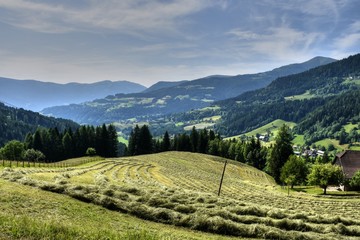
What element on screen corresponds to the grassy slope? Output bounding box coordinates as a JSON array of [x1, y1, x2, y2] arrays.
[[1, 152, 360, 239], [0, 179, 234, 240], [225, 119, 297, 141], [226, 120, 359, 149]]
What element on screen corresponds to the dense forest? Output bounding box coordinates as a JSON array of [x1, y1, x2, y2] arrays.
[[127, 126, 268, 171], [0, 102, 79, 147], [295, 90, 360, 144], [0, 124, 120, 162]]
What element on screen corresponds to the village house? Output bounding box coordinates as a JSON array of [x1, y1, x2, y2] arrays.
[[334, 150, 360, 190]]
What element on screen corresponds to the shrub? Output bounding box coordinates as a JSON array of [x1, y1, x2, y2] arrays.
[[85, 147, 97, 156]]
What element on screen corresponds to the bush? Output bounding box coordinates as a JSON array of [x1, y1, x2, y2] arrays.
[[86, 148, 97, 156], [349, 170, 360, 190]]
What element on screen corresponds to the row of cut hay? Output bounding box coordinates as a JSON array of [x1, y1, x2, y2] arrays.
[[4, 167, 360, 240], [2, 154, 360, 239], [4, 156, 360, 221]]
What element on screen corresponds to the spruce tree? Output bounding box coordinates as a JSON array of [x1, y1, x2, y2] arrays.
[[128, 125, 140, 156], [267, 124, 294, 182], [139, 125, 153, 155], [162, 131, 171, 152], [190, 126, 199, 152], [107, 124, 118, 157]]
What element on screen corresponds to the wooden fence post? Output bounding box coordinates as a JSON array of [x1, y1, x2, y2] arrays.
[[218, 160, 227, 196]]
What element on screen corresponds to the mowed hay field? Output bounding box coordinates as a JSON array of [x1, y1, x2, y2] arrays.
[[1, 152, 360, 239]]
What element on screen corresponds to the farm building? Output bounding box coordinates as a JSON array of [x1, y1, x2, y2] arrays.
[[334, 150, 360, 190]]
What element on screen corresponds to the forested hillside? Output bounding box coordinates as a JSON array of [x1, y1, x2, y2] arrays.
[[0, 102, 79, 147], [294, 90, 360, 144], [216, 54, 360, 140]]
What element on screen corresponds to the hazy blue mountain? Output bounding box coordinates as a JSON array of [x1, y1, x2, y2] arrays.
[[42, 56, 336, 125], [0, 78, 146, 111]]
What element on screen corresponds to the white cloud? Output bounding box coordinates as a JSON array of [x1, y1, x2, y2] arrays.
[[333, 20, 360, 53], [227, 29, 261, 40], [0, 0, 218, 34], [227, 26, 324, 61]]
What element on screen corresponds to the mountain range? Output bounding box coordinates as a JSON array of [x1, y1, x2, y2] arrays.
[[0, 78, 146, 111], [41, 56, 336, 124], [1, 54, 359, 148]]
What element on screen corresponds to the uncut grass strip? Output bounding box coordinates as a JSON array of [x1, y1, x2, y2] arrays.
[[111, 163, 138, 184], [110, 164, 134, 183], [172, 177, 206, 192], [141, 165, 157, 183], [128, 164, 147, 182]]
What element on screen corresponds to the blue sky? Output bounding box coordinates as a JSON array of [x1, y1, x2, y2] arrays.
[[0, 0, 359, 86]]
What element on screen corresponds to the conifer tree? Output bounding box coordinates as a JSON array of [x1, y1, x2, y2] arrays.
[[139, 125, 153, 155], [107, 124, 118, 157], [267, 124, 294, 182], [162, 131, 171, 152], [190, 126, 199, 152]]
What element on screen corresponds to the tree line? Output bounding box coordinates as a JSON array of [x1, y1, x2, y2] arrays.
[[0, 124, 120, 162], [127, 125, 267, 170], [127, 124, 360, 193]]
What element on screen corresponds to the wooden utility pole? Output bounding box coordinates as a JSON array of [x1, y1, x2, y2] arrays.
[[218, 160, 227, 196]]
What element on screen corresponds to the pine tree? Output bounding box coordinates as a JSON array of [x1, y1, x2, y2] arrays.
[[128, 125, 140, 156], [190, 126, 199, 152], [267, 124, 294, 182], [33, 129, 43, 152], [62, 132, 73, 159], [107, 124, 119, 157], [139, 125, 153, 155], [162, 131, 171, 152], [198, 129, 209, 153]]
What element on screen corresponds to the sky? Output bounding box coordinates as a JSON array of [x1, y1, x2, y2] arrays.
[[0, 0, 359, 87]]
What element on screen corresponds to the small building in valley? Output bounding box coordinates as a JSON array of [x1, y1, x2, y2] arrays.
[[334, 150, 360, 190]]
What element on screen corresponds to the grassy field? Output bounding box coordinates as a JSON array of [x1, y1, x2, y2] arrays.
[[292, 134, 305, 146], [284, 90, 316, 101], [226, 119, 297, 142], [314, 138, 345, 151], [1, 152, 360, 239]]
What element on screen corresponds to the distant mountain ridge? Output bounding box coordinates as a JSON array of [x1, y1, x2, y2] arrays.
[[42, 56, 337, 125], [142, 80, 188, 93], [0, 78, 146, 111]]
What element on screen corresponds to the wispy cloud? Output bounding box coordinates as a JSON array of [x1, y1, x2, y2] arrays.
[[0, 0, 218, 34], [228, 26, 324, 61], [332, 20, 360, 56]]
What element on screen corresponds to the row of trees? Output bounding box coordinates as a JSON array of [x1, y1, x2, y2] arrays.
[[127, 124, 354, 194], [127, 125, 268, 170], [0, 124, 120, 162]]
